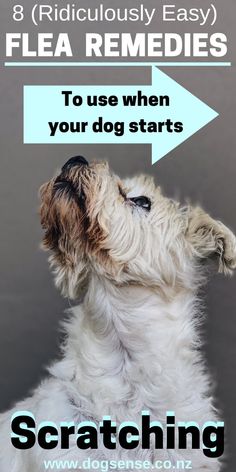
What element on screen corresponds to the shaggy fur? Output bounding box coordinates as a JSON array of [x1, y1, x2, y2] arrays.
[[0, 158, 236, 472]]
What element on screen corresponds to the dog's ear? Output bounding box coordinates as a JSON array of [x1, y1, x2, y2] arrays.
[[186, 207, 236, 275], [39, 180, 90, 298]]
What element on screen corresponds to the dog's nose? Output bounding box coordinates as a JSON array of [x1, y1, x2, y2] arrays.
[[62, 155, 88, 172]]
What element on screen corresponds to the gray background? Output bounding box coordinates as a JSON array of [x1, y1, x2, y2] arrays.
[[0, 1, 235, 470]]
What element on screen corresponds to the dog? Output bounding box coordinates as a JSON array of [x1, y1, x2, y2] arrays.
[[0, 156, 236, 472]]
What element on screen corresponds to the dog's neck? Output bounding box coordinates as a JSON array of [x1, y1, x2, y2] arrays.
[[56, 273, 201, 419], [83, 272, 196, 346]]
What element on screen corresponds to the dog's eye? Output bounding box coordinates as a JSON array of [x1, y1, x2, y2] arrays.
[[129, 196, 151, 211]]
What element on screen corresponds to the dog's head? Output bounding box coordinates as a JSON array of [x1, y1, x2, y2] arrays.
[[40, 157, 236, 298]]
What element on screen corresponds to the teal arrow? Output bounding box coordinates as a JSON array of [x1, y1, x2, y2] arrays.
[[24, 67, 218, 164]]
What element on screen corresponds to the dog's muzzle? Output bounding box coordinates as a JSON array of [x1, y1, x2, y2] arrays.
[[52, 156, 89, 207], [61, 155, 89, 172]]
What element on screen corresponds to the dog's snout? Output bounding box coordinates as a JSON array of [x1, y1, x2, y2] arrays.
[[62, 155, 88, 172]]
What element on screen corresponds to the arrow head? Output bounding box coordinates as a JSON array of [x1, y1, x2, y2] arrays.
[[151, 67, 219, 164]]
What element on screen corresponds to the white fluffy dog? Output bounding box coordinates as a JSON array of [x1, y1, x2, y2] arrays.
[[1, 156, 236, 472]]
